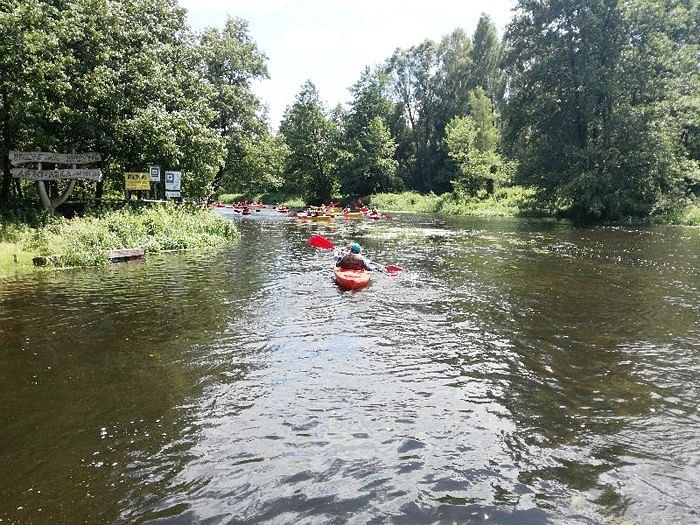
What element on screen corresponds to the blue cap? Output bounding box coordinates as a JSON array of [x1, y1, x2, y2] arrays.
[[350, 242, 361, 253]]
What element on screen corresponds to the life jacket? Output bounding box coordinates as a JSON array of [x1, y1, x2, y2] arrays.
[[338, 253, 366, 270]]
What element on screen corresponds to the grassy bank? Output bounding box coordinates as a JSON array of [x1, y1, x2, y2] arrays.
[[0, 203, 238, 277], [368, 187, 549, 218], [666, 201, 700, 226]]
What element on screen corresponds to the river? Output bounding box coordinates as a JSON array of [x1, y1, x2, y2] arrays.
[[1, 210, 698, 524]]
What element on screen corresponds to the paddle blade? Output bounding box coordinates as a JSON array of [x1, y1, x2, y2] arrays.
[[384, 264, 403, 274], [308, 235, 335, 250]]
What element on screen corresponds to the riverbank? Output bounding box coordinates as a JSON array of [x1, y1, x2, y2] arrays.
[[367, 187, 549, 218], [0, 204, 238, 277], [367, 189, 700, 225]]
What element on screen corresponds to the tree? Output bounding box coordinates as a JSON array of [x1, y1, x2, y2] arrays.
[[386, 32, 477, 194], [339, 116, 398, 197], [339, 68, 399, 196], [445, 89, 504, 196], [471, 14, 503, 105], [279, 81, 339, 202], [1, 1, 277, 207], [220, 128, 288, 195], [198, 17, 269, 195]]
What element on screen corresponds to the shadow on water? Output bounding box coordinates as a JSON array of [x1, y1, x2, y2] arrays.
[[1, 209, 698, 524]]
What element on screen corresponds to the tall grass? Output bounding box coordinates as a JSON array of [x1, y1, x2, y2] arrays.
[[368, 187, 546, 217], [666, 201, 700, 226], [1, 203, 238, 271]]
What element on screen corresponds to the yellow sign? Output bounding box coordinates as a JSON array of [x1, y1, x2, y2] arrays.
[[124, 172, 150, 190]]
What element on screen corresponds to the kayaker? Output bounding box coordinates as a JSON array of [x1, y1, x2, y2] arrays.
[[336, 242, 372, 271]]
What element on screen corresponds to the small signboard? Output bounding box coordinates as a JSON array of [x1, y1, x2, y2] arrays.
[[124, 172, 150, 191], [149, 165, 160, 182], [164, 171, 181, 191], [165, 191, 181, 199]]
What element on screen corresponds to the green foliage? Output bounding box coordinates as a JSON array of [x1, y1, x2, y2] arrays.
[[338, 68, 399, 197], [503, 0, 700, 220], [279, 81, 340, 202], [445, 89, 508, 196], [12, 203, 237, 268], [199, 17, 271, 196], [220, 130, 289, 195], [666, 200, 700, 226]]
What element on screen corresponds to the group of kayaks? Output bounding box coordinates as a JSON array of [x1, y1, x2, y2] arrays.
[[210, 202, 391, 223], [211, 201, 266, 215], [291, 206, 389, 222]]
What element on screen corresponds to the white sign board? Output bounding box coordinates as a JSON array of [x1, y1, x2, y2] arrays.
[[165, 191, 181, 199], [164, 171, 181, 191], [149, 165, 160, 182]]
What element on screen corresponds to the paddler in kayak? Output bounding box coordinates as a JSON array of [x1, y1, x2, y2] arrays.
[[335, 242, 373, 271]]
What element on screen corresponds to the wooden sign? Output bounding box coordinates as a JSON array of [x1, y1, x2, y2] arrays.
[[8, 150, 102, 212], [124, 172, 150, 190], [9, 151, 101, 166], [11, 168, 103, 181]]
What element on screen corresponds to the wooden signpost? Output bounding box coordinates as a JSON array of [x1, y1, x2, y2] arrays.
[[9, 150, 102, 212]]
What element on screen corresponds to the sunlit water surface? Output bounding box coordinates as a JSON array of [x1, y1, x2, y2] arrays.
[[1, 210, 698, 524]]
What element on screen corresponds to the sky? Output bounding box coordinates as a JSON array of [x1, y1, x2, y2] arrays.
[[181, 0, 518, 128]]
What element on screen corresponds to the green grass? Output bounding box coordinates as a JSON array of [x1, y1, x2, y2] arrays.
[[368, 187, 549, 217], [0, 241, 36, 276], [666, 201, 700, 226], [0, 203, 238, 276]]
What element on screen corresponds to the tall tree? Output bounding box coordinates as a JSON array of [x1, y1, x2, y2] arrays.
[[198, 17, 269, 194], [279, 81, 339, 202], [471, 14, 503, 104], [386, 31, 477, 194], [339, 68, 399, 196]]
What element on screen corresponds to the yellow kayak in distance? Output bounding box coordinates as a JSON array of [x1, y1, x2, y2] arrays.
[[309, 214, 334, 222]]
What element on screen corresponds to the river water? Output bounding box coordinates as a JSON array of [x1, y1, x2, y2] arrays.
[[1, 210, 698, 524]]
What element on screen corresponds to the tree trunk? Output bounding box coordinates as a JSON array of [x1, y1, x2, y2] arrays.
[[13, 178, 22, 200], [95, 180, 104, 204], [0, 85, 11, 206]]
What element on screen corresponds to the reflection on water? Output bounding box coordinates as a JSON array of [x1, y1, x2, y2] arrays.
[[1, 211, 698, 524]]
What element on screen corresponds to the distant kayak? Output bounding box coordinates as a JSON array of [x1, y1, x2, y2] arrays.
[[334, 267, 370, 290], [309, 214, 333, 222]]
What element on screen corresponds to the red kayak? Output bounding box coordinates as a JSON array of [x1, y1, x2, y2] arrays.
[[334, 267, 370, 290]]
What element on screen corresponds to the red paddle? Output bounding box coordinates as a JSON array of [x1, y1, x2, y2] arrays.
[[307, 235, 403, 274], [308, 234, 335, 250]]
